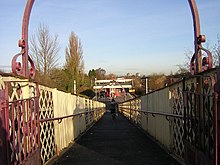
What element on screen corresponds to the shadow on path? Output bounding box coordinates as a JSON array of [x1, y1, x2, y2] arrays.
[[54, 113, 180, 165]]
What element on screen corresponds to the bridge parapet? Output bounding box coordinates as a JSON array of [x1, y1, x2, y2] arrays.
[[119, 68, 219, 165], [0, 75, 105, 165]]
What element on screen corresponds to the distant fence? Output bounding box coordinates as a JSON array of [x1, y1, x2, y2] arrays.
[[119, 68, 219, 164], [0, 74, 105, 164]]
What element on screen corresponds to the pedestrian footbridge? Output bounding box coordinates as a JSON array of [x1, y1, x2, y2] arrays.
[[0, 68, 219, 165], [1, 0, 219, 164]]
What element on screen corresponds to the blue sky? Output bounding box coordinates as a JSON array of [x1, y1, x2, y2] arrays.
[[0, 0, 220, 75]]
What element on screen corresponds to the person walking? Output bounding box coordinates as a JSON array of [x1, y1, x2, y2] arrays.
[[110, 98, 118, 120]]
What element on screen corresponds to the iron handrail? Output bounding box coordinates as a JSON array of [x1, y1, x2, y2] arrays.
[[119, 107, 183, 119], [119, 97, 141, 104], [8, 96, 38, 104], [39, 108, 104, 123]]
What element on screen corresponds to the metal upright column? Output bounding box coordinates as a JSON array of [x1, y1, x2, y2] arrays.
[[0, 83, 10, 165], [214, 67, 220, 165], [185, 1, 214, 164]]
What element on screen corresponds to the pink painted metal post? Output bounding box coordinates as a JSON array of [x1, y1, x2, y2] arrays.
[[3, 81, 41, 165], [188, 0, 212, 75], [214, 67, 220, 165], [12, 0, 35, 79], [0, 86, 10, 165]]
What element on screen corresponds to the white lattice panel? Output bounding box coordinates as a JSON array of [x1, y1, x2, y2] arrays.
[[39, 85, 55, 164]]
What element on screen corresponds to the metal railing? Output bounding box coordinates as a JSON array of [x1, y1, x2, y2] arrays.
[[0, 76, 106, 165], [39, 106, 105, 164], [119, 97, 185, 162], [37, 86, 105, 164], [120, 107, 183, 119], [39, 108, 103, 123], [118, 68, 219, 164]]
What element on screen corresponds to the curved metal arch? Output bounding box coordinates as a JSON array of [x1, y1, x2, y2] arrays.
[[188, 0, 212, 74], [11, 0, 213, 78], [11, 0, 35, 79]]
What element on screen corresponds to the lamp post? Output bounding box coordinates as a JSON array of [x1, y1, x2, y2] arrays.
[[141, 76, 149, 94]]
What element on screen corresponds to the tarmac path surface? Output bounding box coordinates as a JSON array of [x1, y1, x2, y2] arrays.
[[54, 113, 180, 165]]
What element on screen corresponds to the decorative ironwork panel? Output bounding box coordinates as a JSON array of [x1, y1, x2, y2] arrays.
[[6, 81, 40, 165], [184, 78, 197, 145], [85, 99, 89, 128], [130, 100, 135, 121], [133, 99, 141, 126], [136, 99, 141, 126], [171, 83, 185, 158], [38, 86, 55, 164], [183, 71, 216, 163], [0, 76, 9, 165], [201, 75, 215, 159], [89, 100, 94, 126], [119, 101, 129, 118]]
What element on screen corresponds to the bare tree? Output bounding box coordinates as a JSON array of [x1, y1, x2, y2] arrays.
[[95, 68, 106, 79], [213, 35, 220, 66], [148, 73, 167, 91], [65, 32, 84, 94], [50, 68, 69, 91], [106, 73, 116, 80], [177, 35, 220, 74], [30, 24, 60, 77], [175, 49, 192, 74]]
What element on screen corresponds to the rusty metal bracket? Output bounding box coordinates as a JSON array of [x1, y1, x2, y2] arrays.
[[151, 113, 155, 117], [58, 119, 62, 124], [190, 47, 213, 74], [11, 0, 35, 79], [165, 116, 170, 122]]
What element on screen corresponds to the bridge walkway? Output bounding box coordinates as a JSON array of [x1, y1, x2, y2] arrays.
[[53, 112, 180, 165]]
